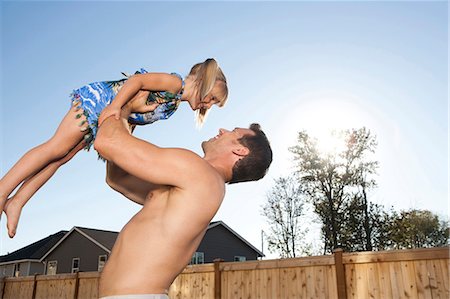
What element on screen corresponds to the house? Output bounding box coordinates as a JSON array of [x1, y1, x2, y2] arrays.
[[40, 226, 117, 275], [0, 230, 67, 277], [0, 221, 263, 277], [192, 221, 264, 264]]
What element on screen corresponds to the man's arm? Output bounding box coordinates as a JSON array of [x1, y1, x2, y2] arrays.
[[106, 161, 155, 205], [94, 113, 208, 190]]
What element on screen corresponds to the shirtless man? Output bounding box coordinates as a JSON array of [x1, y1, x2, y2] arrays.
[[94, 107, 272, 299]]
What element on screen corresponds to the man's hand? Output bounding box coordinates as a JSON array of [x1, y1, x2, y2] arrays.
[[95, 107, 131, 161], [98, 104, 122, 127], [127, 97, 160, 114]]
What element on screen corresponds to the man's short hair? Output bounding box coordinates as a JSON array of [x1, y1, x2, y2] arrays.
[[229, 123, 273, 184]]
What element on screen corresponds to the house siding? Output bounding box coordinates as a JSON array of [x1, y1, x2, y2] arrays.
[[0, 264, 14, 278], [29, 262, 44, 275], [197, 225, 260, 262], [43, 231, 109, 274]]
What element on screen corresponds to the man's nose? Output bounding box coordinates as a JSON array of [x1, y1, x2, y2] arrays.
[[219, 128, 229, 135]]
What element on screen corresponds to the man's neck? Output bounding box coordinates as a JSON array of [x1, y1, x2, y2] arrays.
[[204, 156, 232, 183]]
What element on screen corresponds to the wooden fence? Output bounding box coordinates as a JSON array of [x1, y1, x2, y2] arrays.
[[0, 247, 448, 299]]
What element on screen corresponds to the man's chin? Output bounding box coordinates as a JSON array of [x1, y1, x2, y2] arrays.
[[201, 141, 208, 152]]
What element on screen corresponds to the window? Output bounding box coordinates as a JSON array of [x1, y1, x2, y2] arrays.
[[98, 255, 107, 272], [71, 258, 80, 273], [190, 252, 204, 265], [234, 256, 246, 262], [47, 261, 57, 275]]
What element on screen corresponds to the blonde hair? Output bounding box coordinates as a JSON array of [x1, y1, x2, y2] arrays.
[[188, 58, 228, 127]]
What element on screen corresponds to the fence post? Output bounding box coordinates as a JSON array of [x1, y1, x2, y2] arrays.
[[32, 274, 38, 299], [334, 248, 347, 299], [73, 272, 80, 299], [213, 259, 224, 299], [0, 277, 5, 299]]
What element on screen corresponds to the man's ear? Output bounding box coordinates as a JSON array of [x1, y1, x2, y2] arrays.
[[232, 146, 250, 157]]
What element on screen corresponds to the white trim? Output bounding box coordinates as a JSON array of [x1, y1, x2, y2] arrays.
[[46, 260, 57, 275], [98, 255, 107, 272], [190, 252, 204, 265], [40, 227, 111, 262], [73, 227, 111, 253], [71, 257, 80, 273], [208, 221, 265, 257], [234, 256, 247, 262]]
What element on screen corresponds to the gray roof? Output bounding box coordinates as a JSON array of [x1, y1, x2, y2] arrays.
[[0, 231, 67, 263], [76, 227, 118, 250]]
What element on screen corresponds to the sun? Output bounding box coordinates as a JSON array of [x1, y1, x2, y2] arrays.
[[278, 95, 371, 156]]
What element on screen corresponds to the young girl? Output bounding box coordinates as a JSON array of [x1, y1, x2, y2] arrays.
[[0, 58, 228, 238]]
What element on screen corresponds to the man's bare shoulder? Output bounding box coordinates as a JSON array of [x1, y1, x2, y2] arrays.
[[162, 147, 225, 192]]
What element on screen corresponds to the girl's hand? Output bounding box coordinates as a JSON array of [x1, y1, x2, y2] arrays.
[[98, 104, 122, 127]]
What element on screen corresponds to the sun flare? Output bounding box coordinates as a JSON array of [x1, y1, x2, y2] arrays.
[[278, 96, 372, 156]]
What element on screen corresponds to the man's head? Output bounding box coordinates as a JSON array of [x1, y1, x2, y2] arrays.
[[202, 123, 272, 184]]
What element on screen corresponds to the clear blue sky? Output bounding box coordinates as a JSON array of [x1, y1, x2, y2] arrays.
[[1, 1, 448, 256]]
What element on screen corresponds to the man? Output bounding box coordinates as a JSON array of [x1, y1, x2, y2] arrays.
[[94, 108, 272, 299]]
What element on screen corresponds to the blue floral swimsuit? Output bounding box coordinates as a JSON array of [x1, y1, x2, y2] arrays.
[[70, 68, 184, 150]]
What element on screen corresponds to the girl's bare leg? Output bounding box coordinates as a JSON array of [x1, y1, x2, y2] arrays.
[[4, 140, 86, 238], [0, 105, 87, 214]]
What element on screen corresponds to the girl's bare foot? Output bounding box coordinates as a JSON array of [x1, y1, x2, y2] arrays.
[[3, 198, 23, 238], [0, 192, 8, 221]]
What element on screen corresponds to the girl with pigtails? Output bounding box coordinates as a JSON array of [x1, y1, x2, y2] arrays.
[[0, 58, 228, 238]]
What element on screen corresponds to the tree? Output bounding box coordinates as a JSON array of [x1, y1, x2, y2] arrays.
[[261, 175, 311, 258], [341, 196, 394, 251], [289, 128, 379, 253], [388, 209, 449, 249]]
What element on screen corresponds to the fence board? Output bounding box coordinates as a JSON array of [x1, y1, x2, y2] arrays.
[[414, 260, 432, 299], [440, 259, 449, 294], [244, 268, 279, 299], [356, 263, 369, 298], [168, 271, 214, 299], [401, 261, 417, 299], [394, 262, 406, 298], [77, 277, 99, 299], [428, 259, 448, 299], [326, 265, 337, 299], [378, 262, 393, 299], [35, 277, 76, 299], [3, 280, 34, 299], [366, 262, 380, 298], [279, 268, 298, 298], [305, 266, 317, 298], [315, 266, 328, 298], [345, 263, 356, 299]]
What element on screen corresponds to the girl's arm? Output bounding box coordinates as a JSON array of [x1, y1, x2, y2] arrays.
[[98, 73, 182, 126]]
